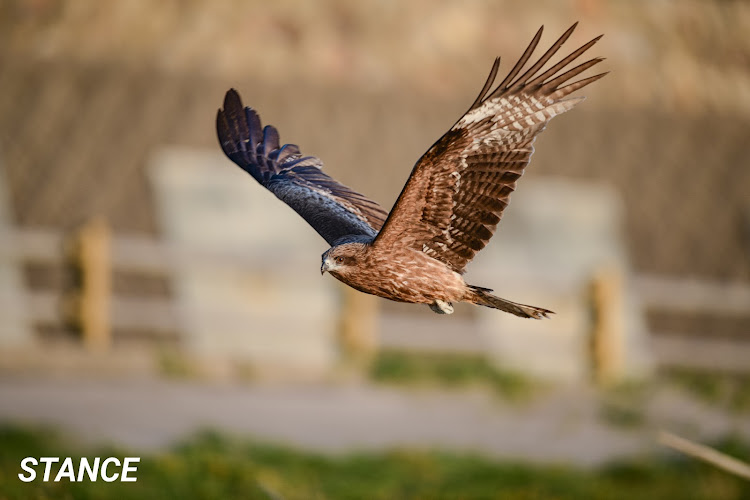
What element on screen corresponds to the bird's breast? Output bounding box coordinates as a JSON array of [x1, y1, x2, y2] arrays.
[[331, 248, 466, 304]]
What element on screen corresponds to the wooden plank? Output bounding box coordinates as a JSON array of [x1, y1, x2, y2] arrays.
[[26, 292, 59, 324], [652, 333, 750, 372], [28, 290, 319, 336], [1, 228, 309, 275], [379, 313, 483, 354], [111, 235, 292, 275], [635, 275, 750, 316], [0, 228, 64, 263], [111, 297, 179, 332], [28, 291, 178, 333]]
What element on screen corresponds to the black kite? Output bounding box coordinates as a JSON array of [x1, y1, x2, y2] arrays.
[[216, 24, 606, 318]]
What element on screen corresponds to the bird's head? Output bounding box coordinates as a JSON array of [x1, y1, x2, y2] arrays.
[[321, 242, 367, 277]]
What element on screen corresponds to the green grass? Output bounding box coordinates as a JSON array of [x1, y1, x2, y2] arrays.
[[664, 368, 750, 413], [598, 382, 650, 430], [2, 425, 749, 500], [369, 349, 537, 400]]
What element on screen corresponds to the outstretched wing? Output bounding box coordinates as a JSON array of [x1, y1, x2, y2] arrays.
[[373, 23, 607, 274], [217, 89, 388, 246]]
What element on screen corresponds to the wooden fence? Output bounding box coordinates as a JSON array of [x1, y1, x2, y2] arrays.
[[1, 220, 749, 373], [1, 219, 378, 365]]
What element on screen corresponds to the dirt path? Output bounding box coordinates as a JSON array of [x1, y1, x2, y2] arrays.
[[1, 377, 748, 466]]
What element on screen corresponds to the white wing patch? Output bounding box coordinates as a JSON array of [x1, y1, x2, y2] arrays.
[[455, 93, 586, 158], [457, 94, 582, 133]]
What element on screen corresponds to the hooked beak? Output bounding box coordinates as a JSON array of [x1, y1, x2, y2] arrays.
[[321, 260, 330, 275]]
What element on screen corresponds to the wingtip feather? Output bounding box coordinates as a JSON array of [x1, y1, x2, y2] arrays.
[[223, 88, 242, 113], [493, 25, 544, 93], [540, 56, 606, 94], [469, 56, 502, 110], [262, 125, 281, 157], [511, 22, 580, 89], [550, 71, 609, 100]]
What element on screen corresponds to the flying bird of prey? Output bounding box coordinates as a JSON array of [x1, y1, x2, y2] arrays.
[[217, 23, 606, 319]]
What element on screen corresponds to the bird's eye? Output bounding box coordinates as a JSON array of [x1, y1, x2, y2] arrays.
[[336, 256, 345, 264]]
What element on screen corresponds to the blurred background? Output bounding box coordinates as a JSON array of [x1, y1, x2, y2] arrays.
[[1, 0, 749, 498]]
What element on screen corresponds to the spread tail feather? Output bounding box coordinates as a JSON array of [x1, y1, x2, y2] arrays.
[[468, 286, 553, 319]]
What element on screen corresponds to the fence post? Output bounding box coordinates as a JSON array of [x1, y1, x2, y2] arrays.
[[589, 266, 624, 385], [338, 286, 379, 368], [76, 216, 112, 352]]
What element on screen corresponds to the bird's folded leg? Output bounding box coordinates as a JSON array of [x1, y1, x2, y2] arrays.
[[429, 300, 454, 314]]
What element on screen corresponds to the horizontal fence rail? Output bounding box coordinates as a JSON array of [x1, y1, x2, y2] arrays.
[[635, 275, 750, 317], [2, 227, 310, 275]]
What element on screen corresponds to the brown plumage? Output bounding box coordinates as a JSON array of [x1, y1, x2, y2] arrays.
[[216, 23, 607, 319]]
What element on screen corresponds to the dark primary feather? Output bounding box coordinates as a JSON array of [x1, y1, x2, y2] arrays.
[[217, 89, 388, 246], [374, 23, 607, 274]]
